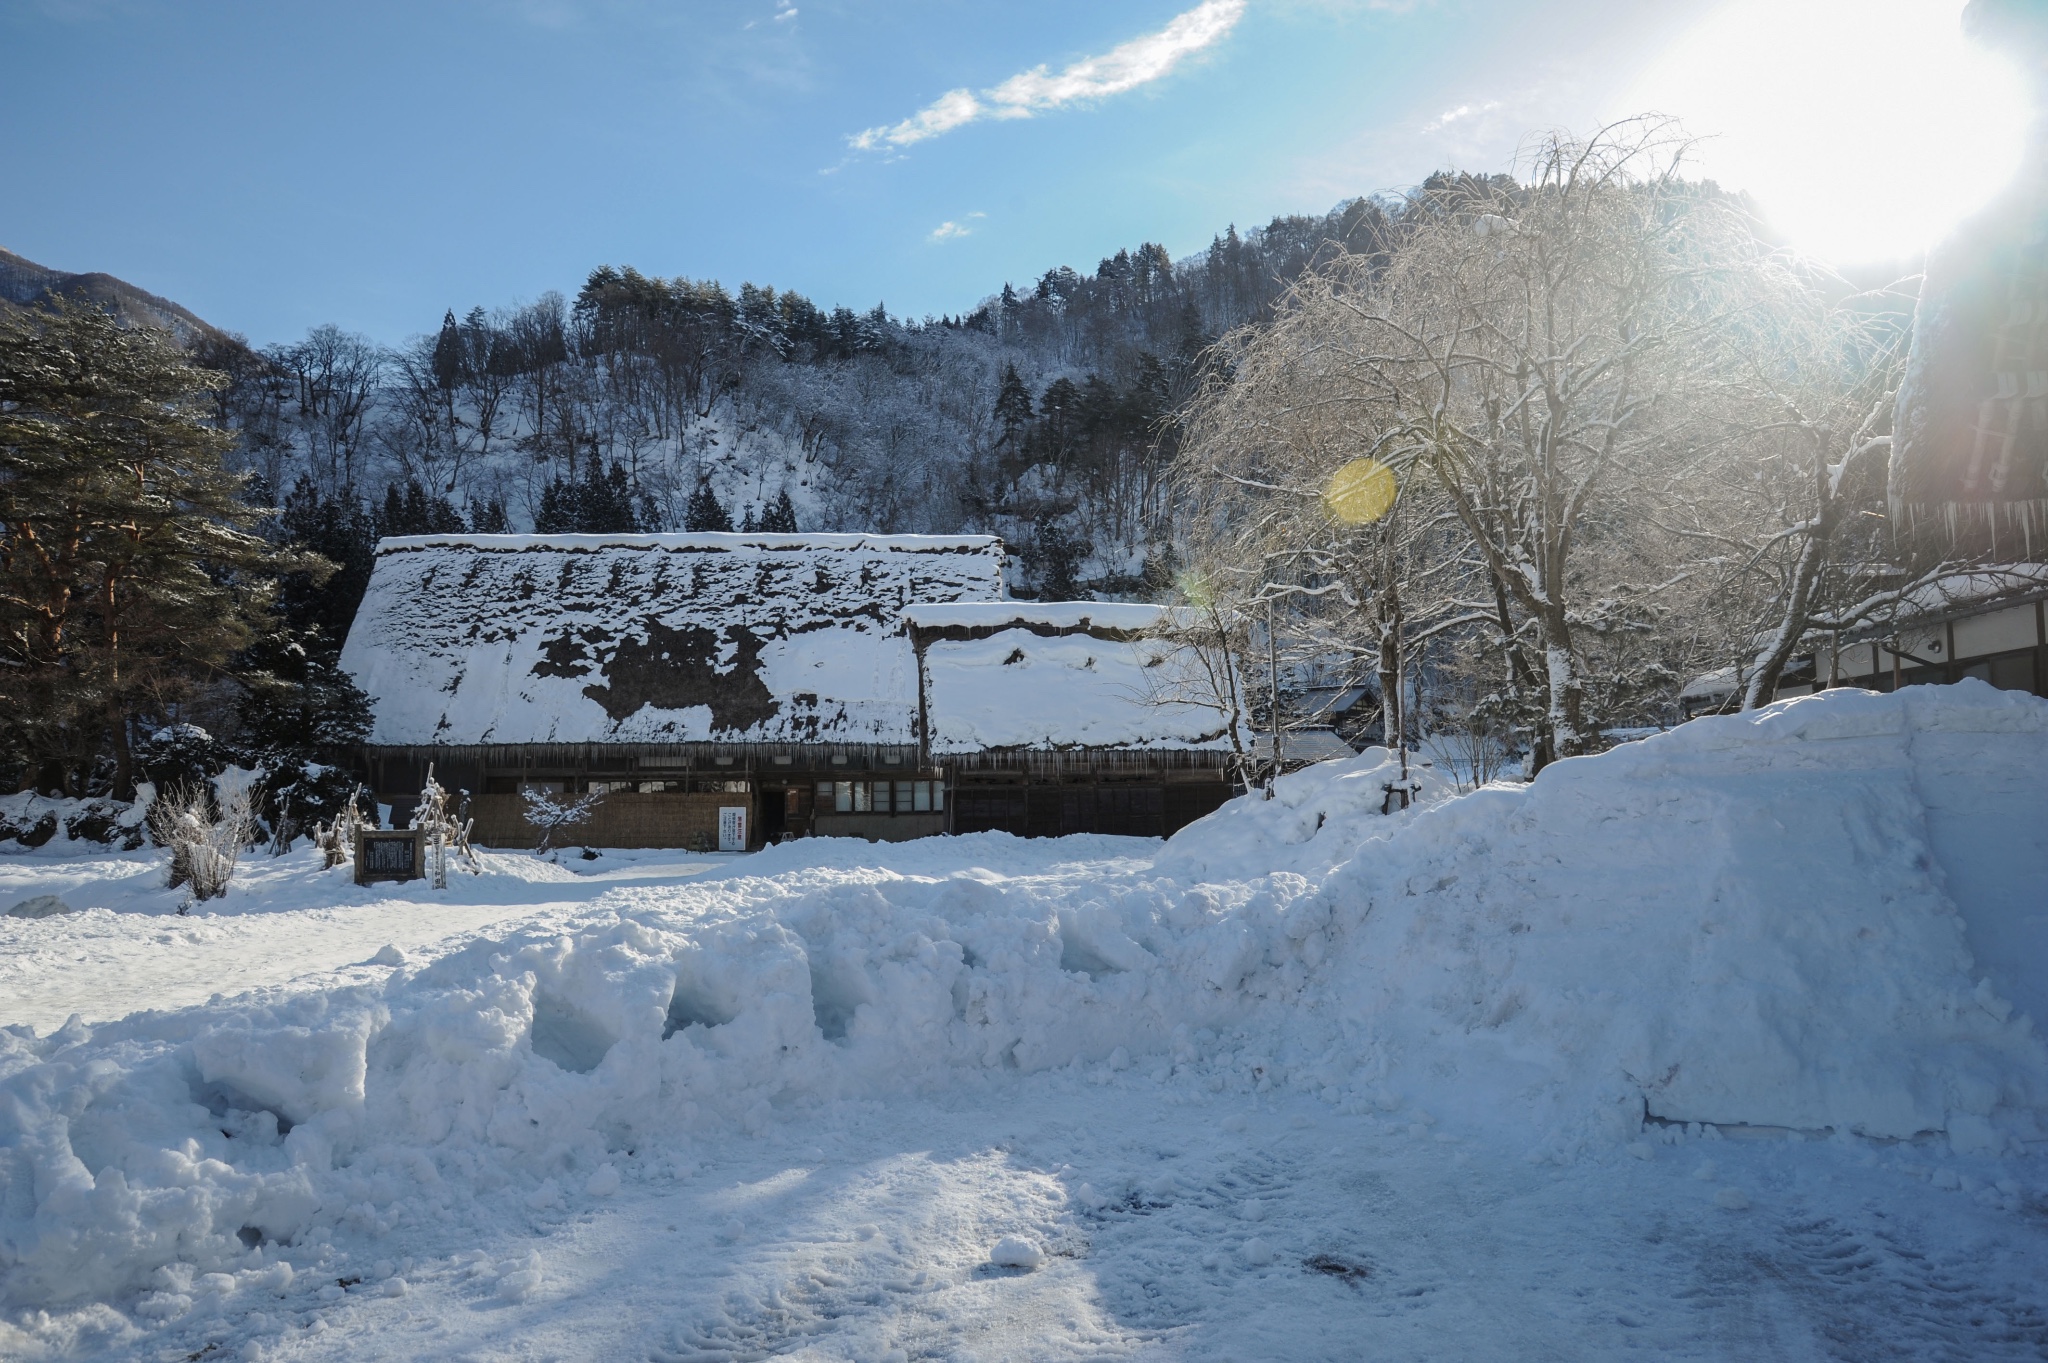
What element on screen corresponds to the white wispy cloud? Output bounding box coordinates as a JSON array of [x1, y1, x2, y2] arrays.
[[928, 212, 986, 243], [852, 0, 1247, 152], [1419, 100, 1499, 134]]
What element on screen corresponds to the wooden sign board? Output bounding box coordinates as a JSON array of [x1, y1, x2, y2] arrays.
[[355, 829, 424, 885]]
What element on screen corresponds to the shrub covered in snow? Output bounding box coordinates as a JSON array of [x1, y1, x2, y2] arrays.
[[252, 760, 364, 853], [144, 781, 254, 903], [0, 793, 148, 851], [521, 786, 601, 858], [133, 724, 227, 796]]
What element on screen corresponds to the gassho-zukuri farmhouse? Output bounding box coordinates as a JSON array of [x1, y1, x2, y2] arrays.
[[337, 532, 1240, 850]]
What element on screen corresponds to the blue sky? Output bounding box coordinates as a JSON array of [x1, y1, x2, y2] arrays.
[[0, 1, 2001, 348]]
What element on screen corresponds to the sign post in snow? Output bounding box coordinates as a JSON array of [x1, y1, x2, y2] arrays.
[[718, 806, 747, 853], [355, 829, 424, 885]]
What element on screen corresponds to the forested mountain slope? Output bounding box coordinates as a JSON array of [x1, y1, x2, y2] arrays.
[[0, 247, 217, 344], [199, 192, 1408, 609]]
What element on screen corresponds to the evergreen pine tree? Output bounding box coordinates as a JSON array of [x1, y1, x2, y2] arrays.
[[582, 462, 640, 533], [377, 478, 464, 538], [1031, 516, 1082, 601], [1036, 377, 1081, 465], [684, 482, 734, 531], [536, 464, 641, 533], [467, 497, 511, 534], [534, 475, 577, 533], [740, 503, 760, 532], [994, 364, 1033, 448], [277, 478, 377, 651], [761, 488, 799, 533], [430, 309, 464, 391], [0, 301, 320, 796]]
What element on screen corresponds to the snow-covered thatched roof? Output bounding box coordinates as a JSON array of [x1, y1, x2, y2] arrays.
[[905, 603, 1237, 754], [341, 533, 1006, 746]]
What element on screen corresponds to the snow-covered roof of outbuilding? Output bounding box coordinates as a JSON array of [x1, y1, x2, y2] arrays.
[[901, 601, 1169, 633], [911, 602, 1237, 754], [341, 533, 1006, 746], [1249, 729, 1360, 766]]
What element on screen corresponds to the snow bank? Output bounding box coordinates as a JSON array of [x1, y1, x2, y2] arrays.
[[4, 683, 2045, 1313], [1298, 683, 2048, 1153], [1154, 747, 1457, 879]]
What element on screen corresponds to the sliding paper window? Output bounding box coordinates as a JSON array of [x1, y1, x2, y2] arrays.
[[815, 781, 944, 813]]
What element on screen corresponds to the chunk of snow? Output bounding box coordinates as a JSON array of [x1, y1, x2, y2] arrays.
[[496, 1268, 543, 1301], [989, 1235, 1044, 1269]]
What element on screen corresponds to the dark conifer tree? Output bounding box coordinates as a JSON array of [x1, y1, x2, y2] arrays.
[[740, 503, 760, 532], [237, 629, 373, 756], [430, 309, 464, 391], [581, 462, 641, 533], [760, 488, 799, 533], [684, 482, 734, 531], [377, 478, 464, 538], [1031, 516, 1082, 600], [536, 463, 642, 533], [467, 497, 511, 533], [534, 476, 577, 533], [994, 364, 1033, 447], [277, 478, 377, 654]]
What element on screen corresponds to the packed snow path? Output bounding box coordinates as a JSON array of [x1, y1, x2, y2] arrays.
[[4, 684, 2048, 1361]]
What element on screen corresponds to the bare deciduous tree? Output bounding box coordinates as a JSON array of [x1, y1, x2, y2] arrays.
[[1176, 121, 1787, 769]]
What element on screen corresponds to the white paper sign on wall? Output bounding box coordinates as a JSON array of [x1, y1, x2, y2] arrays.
[[718, 806, 747, 853]]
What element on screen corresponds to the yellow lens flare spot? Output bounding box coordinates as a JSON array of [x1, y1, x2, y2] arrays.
[[1324, 458, 1397, 524]]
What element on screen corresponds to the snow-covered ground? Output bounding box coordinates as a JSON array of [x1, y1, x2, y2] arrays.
[[4, 683, 2048, 1361]]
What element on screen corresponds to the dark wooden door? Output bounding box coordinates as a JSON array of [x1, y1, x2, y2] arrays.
[[954, 787, 1027, 836], [1025, 787, 1064, 838]]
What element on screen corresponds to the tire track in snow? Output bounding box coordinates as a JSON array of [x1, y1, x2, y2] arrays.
[[646, 1147, 1130, 1363], [1753, 1212, 2048, 1362]]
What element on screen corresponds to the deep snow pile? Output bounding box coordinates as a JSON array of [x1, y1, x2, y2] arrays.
[[3, 683, 2045, 1316]]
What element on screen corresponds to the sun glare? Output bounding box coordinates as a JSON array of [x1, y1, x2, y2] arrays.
[[1623, 0, 2032, 265]]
